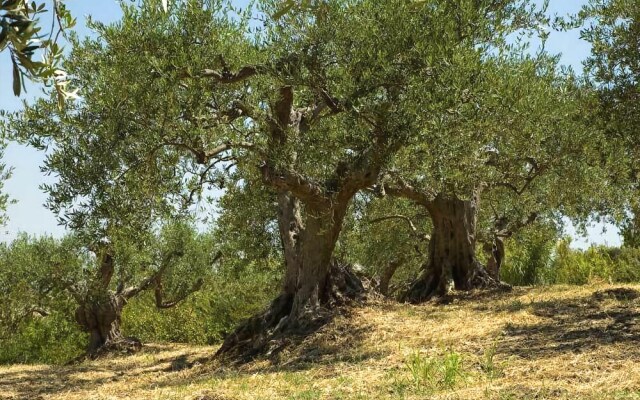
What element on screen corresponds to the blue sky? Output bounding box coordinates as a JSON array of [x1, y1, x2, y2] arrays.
[[0, 0, 622, 248]]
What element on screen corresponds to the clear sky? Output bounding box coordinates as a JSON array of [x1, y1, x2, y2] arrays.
[[0, 0, 623, 248]]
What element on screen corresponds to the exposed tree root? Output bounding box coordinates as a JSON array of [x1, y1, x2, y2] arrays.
[[88, 336, 143, 359], [66, 336, 142, 364], [402, 262, 511, 304], [216, 261, 367, 363]]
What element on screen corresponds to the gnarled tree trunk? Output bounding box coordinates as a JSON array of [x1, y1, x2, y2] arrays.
[[277, 191, 304, 295], [75, 293, 141, 356], [216, 200, 365, 360], [402, 194, 499, 303], [72, 244, 203, 359]]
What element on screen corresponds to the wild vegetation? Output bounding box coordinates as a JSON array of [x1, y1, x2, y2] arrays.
[[1, 0, 640, 398]]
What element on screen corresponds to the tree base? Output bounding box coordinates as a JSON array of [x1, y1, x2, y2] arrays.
[[67, 336, 142, 364], [216, 261, 366, 363], [89, 336, 143, 359], [402, 262, 510, 304]]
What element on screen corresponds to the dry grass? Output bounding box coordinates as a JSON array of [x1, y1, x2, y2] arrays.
[[2, 283, 640, 399]]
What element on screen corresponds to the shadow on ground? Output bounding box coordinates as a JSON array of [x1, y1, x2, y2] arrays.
[[0, 344, 215, 399], [498, 287, 640, 360], [0, 307, 379, 399]]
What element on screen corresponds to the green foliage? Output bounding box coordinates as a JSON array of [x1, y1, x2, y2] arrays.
[[340, 195, 428, 292], [504, 228, 640, 287], [0, 0, 76, 101], [581, 0, 640, 239], [549, 242, 640, 285], [501, 222, 559, 286], [0, 234, 84, 338], [0, 310, 85, 365], [122, 262, 280, 344], [0, 141, 12, 225]]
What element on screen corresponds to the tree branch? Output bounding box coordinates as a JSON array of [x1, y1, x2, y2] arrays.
[[381, 178, 435, 208], [153, 251, 222, 309], [495, 212, 539, 238], [200, 66, 259, 84], [489, 158, 545, 196], [260, 163, 329, 207], [120, 249, 185, 300]]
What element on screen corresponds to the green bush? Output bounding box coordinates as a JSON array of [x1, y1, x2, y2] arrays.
[[501, 224, 558, 286], [550, 242, 640, 285], [502, 220, 640, 286], [122, 262, 280, 345], [0, 311, 86, 365]]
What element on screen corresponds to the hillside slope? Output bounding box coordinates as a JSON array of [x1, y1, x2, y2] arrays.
[[1, 284, 640, 399]]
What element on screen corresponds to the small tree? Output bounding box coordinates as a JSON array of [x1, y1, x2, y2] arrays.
[[0, 223, 219, 358]]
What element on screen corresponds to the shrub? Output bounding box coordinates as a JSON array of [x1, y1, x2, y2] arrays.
[[501, 223, 558, 286], [122, 261, 280, 345], [0, 310, 86, 365], [550, 242, 640, 285]]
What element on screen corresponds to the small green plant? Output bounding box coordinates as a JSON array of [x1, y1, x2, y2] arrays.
[[406, 351, 439, 389], [481, 340, 503, 380], [441, 350, 464, 388], [404, 349, 466, 393]]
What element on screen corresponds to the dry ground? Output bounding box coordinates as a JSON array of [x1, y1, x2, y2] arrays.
[[2, 284, 640, 399]]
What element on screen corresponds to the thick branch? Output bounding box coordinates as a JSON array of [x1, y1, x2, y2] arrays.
[[97, 251, 114, 290], [495, 212, 539, 238], [200, 66, 259, 84], [260, 163, 329, 208], [120, 249, 185, 300], [381, 179, 435, 208], [153, 251, 222, 309], [153, 277, 202, 309], [202, 141, 255, 162], [274, 86, 294, 129]]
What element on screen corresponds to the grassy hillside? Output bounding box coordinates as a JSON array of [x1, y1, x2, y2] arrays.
[[1, 284, 640, 399]]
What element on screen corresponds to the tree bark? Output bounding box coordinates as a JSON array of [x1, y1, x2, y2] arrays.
[[277, 191, 304, 295], [216, 201, 365, 360], [378, 258, 405, 296], [483, 237, 505, 281], [402, 194, 499, 303], [74, 292, 141, 357]]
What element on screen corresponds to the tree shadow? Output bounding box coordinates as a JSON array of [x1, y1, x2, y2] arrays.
[[0, 344, 214, 399], [498, 288, 640, 360], [0, 306, 379, 399]]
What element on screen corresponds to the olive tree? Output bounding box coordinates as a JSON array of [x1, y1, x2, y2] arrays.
[[0, 222, 219, 357], [381, 54, 616, 302], [8, 0, 554, 358], [582, 0, 640, 247]]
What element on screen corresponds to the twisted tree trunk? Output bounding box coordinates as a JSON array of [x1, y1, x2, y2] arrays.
[[74, 293, 141, 356], [378, 258, 405, 296], [402, 194, 499, 303], [72, 251, 141, 357], [216, 200, 364, 359]]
